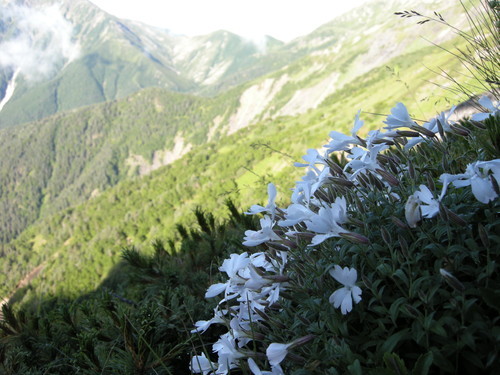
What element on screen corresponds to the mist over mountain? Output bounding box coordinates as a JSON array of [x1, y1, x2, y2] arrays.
[[0, 0, 462, 128], [0, 0, 287, 127]]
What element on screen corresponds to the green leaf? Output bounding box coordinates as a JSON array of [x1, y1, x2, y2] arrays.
[[380, 328, 410, 354], [479, 288, 500, 312], [383, 352, 408, 375], [412, 352, 433, 375], [347, 359, 363, 375], [429, 321, 447, 337]]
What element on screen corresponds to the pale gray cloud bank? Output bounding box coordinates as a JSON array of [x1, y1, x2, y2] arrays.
[[0, 3, 80, 81]]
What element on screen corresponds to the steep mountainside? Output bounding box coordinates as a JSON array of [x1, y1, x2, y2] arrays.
[[0, 0, 463, 127], [0, 0, 480, 304], [0, 0, 283, 127]]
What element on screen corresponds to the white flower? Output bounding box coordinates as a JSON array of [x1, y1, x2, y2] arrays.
[[266, 342, 292, 366], [305, 197, 349, 246], [324, 110, 364, 153], [248, 358, 284, 375], [278, 203, 315, 227], [213, 333, 245, 374], [205, 282, 229, 299], [220, 252, 250, 278], [190, 353, 217, 374], [471, 95, 499, 121], [344, 143, 387, 179], [244, 264, 273, 290], [205, 253, 251, 299], [246, 183, 278, 218], [443, 160, 500, 203], [328, 265, 362, 314], [405, 194, 421, 228], [191, 308, 225, 333], [415, 185, 440, 218], [243, 216, 281, 246], [294, 148, 327, 169], [384, 102, 415, 129], [291, 167, 331, 204]]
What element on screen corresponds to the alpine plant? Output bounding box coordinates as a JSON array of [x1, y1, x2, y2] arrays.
[[190, 95, 499, 374]]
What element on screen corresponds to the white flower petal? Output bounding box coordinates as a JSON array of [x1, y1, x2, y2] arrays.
[[471, 176, 498, 203], [329, 287, 349, 309], [266, 343, 291, 366], [351, 286, 362, 304], [340, 291, 353, 314], [205, 283, 227, 298]]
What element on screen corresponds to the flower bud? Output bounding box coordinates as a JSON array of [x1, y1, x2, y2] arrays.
[[398, 234, 409, 258], [354, 195, 366, 214], [440, 204, 467, 226], [376, 168, 400, 186], [267, 275, 291, 283], [405, 195, 421, 228], [478, 223, 490, 248], [329, 177, 355, 187], [267, 242, 291, 252], [357, 173, 370, 188], [339, 231, 371, 244], [380, 226, 392, 246], [326, 159, 345, 176], [491, 174, 500, 195], [391, 216, 408, 230], [436, 118, 445, 138], [348, 218, 365, 228], [408, 159, 416, 179], [439, 268, 465, 293], [371, 138, 395, 145], [469, 120, 487, 129], [367, 172, 385, 190], [396, 130, 421, 137], [450, 123, 471, 137], [289, 334, 316, 349], [410, 124, 436, 138], [426, 173, 435, 192]]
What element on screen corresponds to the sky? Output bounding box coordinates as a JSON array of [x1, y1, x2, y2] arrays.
[[89, 0, 370, 42]]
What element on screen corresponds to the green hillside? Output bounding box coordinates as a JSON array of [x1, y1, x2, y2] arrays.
[[0, 88, 244, 243], [0, 35, 477, 302], [0, 0, 472, 246], [0, 0, 464, 128]]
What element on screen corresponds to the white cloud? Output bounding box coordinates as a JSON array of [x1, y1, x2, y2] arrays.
[[0, 4, 80, 81], [90, 0, 370, 42]]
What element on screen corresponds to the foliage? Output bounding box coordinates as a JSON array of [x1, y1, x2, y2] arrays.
[[193, 104, 500, 374], [0, 206, 252, 374], [190, 5, 500, 372]]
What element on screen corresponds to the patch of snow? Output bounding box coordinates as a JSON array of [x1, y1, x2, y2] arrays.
[[0, 68, 20, 112]]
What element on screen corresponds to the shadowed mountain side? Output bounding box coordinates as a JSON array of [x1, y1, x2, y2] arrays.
[[0, 205, 254, 374]]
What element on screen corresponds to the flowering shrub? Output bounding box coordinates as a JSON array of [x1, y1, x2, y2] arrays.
[[191, 97, 500, 374]]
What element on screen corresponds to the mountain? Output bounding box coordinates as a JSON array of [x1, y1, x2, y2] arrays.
[[0, 0, 285, 127], [0, 0, 478, 302], [0, 0, 465, 128]]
